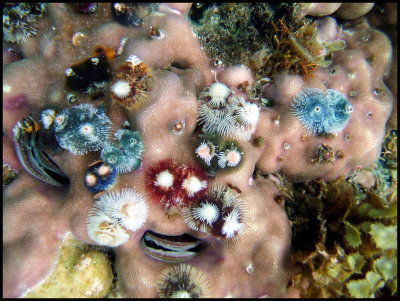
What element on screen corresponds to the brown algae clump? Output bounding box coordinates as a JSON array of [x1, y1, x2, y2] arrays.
[[281, 162, 397, 297]]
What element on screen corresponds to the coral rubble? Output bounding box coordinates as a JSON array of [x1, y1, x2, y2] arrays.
[[22, 233, 113, 297], [3, 163, 17, 186], [2, 2, 396, 298]]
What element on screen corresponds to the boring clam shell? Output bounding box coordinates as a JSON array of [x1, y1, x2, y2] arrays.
[[140, 230, 202, 263]]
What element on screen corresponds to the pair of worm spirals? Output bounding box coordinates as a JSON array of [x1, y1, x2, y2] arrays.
[[291, 87, 353, 136], [101, 129, 144, 174], [197, 82, 260, 142]]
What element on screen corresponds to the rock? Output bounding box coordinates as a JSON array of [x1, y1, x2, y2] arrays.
[[23, 233, 113, 298]]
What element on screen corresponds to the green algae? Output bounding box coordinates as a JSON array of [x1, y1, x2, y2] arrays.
[[266, 129, 398, 298]]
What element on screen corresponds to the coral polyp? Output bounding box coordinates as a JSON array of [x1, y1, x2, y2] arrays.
[[101, 145, 141, 174], [86, 187, 148, 247], [221, 208, 243, 239], [194, 136, 244, 176], [86, 209, 130, 247], [216, 97, 260, 141], [145, 160, 209, 210], [197, 82, 260, 141], [145, 159, 180, 208], [195, 140, 216, 166], [218, 145, 242, 168], [111, 3, 158, 27], [327, 89, 354, 133], [91, 45, 117, 62], [54, 103, 112, 155], [115, 129, 143, 156], [40, 109, 57, 130], [169, 120, 186, 135], [156, 264, 209, 298], [291, 88, 331, 135], [181, 174, 207, 197], [178, 164, 208, 199], [64, 46, 115, 99], [291, 88, 353, 136], [197, 82, 231, 131], [84, 160, 117, 194], [234, 98, 260, 129], [3, 3, 47, 44], [111, 80, 131, 98], [96, 188, 149, 232], [182, 185, 246, 239], [311, 144, 337, 164], [207, 82, 232, 107], [110, 55, 154, 111], [191, 201, 220, 227], [100, 142, 123, 167], [100, 129, 143, 174]]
